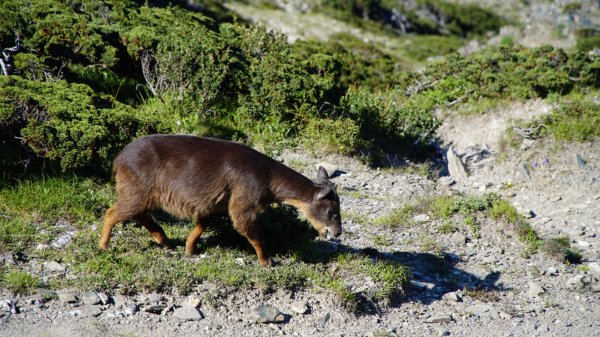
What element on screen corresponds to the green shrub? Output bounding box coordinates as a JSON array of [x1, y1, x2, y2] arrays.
[[575, 28, 600, 53], [541, 94, 600, 142], [300, 118, 360, 155], [0, 76, 162, 174]]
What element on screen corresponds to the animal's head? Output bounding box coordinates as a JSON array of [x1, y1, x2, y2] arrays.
[[306, 166, 342, 239]]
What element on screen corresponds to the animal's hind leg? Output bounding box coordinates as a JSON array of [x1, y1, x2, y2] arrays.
[[99, 206, 134, 250], [134, 213, 169, 246], [229, 205, 272, 267], [185, 219, 207, 255]]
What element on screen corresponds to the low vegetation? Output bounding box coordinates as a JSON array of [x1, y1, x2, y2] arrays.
[[372, 193, 579, 261], [0, 177, 407, 312]]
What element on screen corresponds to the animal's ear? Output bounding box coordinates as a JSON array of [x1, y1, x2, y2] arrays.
[[315, 183, 333, 200], [316, 166, 330, 184]]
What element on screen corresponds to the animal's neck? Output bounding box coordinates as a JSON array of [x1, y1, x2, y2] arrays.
[[269, 163, 316, 204]]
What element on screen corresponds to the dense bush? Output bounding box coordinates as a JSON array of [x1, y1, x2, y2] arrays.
[[0, 76, 161, 174], [1, 0, 598, 177], [319, 0, 505, 36]]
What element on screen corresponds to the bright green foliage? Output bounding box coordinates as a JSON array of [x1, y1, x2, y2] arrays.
[[575, 28, 600, 52], [2, 270, 41, 294], [422, 46, 598, 102], [489, 199, 520, 223], [340, 88, 441, 151], [319, 0, 505, 36], [300, 118, 361, 155], [541, 94, 600, 142], [0, 76, 161, 173]]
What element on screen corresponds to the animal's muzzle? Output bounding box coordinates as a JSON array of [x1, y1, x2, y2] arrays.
[[328, 225, 343, 238]]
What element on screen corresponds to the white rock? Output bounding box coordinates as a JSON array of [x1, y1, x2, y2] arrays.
[[527, 282, 545, 298], [173, 306, 203, 321], [43, 261, 66, 274], [413, 214, 430, 223], [426, 314, 452, 323], [587, 262, 600, 275], [447, 147, 468, 181], [566, 275, 590, 291], [442, 292, 462, 302], [183, 294, 202, 308], [290, 301, 309, 314]]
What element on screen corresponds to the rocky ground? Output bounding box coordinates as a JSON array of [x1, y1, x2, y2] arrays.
[[2, 98, 600, 336], [2, 1, 600, 335]]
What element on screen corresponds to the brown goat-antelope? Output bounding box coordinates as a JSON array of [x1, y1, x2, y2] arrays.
[[98, 134, 342, 267]]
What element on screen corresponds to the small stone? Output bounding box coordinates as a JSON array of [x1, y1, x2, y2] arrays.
[[173, 306, 204, 321], [447, 147, 468, 182], [439, 329, 451, 336], [426, 314, 452, 323], [410, 280, 435, 290], [43, 261, 66, 274], [527, 282, 545, 298], [516, 163, 532, 182], [465, 304, 492, 316], [566, 275, 590, 291], [36, 244, 49, 251], [442, 292, 462, 302], [543, 267, 558, 276], [549, 195, 562, 202], [183, 294, 201, 308], [318, 313, 330, 325], [83, 305, 103, 318], [35, 289, 57, 302], [575, 154, 586, 168], [97, 293, 110, 305], [587, 262, 600, 276], [145, 304, 168, 314], [450, 232, 467, 245], [113, 294, 126, 308], [58, 292, 78, 304], [124, 303, 139, 315], [142, 293, 162, 303], [438, 176, 456, 186], [0, 300, 18, 314], [82, 291, 101, 305], [499, 311, 512, 319], [413, 214, 430, 223], [290, 301, 309, 314], [482, 256, 498, 265], [254, 305, 285, 324], [234, 257, 246, 266]]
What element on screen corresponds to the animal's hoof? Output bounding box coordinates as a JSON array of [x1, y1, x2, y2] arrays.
[[259, 257, 274, 267]]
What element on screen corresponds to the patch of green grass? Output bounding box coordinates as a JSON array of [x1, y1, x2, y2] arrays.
[[514, 219, 543, 253], [341, 210, 369, 225], [438, 219, 457, 234], [418, 235, 444, 256], [373, 235, 392, 246], [0, 177, 409, 311], [542, 237, 582, 264], [2, 270, 41, 295], [374, 205, 416, 227], [462, 286, 499, 302], [464, 215, 480, 238], [430, 194, 498, 219], [0, 177, 113, 250], [488, 199, 520, 223], [336, 253, 408, 302], [540, 94, 600, 142]]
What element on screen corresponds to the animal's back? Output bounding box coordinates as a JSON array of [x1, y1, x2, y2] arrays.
[[113, 135, 274, 220]]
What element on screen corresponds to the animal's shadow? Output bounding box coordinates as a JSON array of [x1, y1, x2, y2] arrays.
[[150, 205, 504, 311]]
